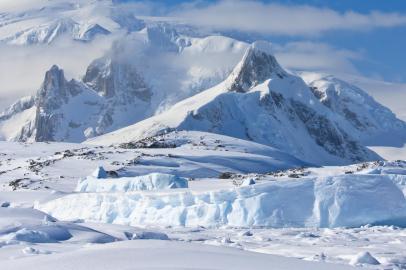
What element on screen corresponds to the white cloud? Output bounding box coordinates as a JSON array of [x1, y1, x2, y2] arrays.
[[0, 33, 118, 110], [273, 42, 363, 74], [171, 0, 406, 36]]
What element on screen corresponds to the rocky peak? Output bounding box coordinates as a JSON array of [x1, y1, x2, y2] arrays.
[[31, 65, 90, 142], [36, 65, 69, 109], [83, 57, 152, 102], [228, 41, 286, 93]]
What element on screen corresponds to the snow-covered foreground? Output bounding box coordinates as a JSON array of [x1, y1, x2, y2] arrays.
[[1, 140, 406, 269], [1, 239, 356, 270], [0, 194, 405, 269]]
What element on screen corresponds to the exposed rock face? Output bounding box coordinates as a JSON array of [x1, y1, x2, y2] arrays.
[[34, 66, 66, 141], [37, 65, 73, 110], [83, 58, 152, 102], [290, 100, 366, 162], [26, 66, 89, 141]]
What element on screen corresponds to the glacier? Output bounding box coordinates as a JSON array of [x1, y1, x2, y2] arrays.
[[39, 174, 406, 228]]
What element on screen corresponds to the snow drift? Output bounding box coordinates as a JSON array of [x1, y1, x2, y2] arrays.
[[39, 174, 406, 228], [76, 172, 188, 192]]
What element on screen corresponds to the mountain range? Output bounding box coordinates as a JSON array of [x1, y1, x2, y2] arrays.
[[0, 0, 405, 166]]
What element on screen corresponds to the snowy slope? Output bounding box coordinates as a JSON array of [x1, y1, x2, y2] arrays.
[[89, 41, 381, 165], [0, 132, 307, 192], [330, 73, 406, 122]]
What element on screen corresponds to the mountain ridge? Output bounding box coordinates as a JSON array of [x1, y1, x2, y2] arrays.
[[87, 41, 391, 165]]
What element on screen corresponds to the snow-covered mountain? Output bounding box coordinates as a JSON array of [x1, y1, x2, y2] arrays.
[[0, 0, 404, 165], [1, 32, 404, 164], [88, 41, 399, 165], [0, 0, 142, 45], [1, 17, 111, 45], [0, 28, 247, 142], [301, 73, 406, 147]]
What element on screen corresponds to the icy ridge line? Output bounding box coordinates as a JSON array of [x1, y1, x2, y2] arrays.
[[38, 174, 406, 228]]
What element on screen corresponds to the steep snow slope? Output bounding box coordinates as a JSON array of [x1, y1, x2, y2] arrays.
[[89, 41, 381, 165]]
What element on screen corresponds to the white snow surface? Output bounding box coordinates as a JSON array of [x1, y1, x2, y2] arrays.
[[76, 172, 188, 192], [0, 140, 406, 269], [0, 239, 355, 270], [0, 132, 307, 192]]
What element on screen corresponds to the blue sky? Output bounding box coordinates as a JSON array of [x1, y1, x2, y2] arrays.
[[117, 0, 406, 82]]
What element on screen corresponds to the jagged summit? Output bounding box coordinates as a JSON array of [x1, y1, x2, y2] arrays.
[[227, 41, 286, 93], [41, 65, 66, 95]]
